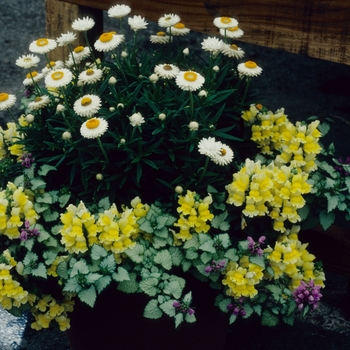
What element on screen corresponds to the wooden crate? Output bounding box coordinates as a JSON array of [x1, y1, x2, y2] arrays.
[[45, 0, 350, 64]]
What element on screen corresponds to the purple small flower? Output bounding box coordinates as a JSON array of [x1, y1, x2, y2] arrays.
[[227, 300, 246, 317], [247, 236, 266, 256], [292, 280, 322, 310], [204, 259, 227, 274], [20, 220, 40, 241], [334, 156, 350, 176], [20, 153, 35, 169], [173, 300, 195, 316]]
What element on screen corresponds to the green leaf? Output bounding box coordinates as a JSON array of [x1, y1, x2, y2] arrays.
[[242, 304, 254, 318], [139, 277, 159, 296], [154, 250, 172, 270], [59, 194, 71, 208], [113, 266, 130, 282], [43, 251, 57, 265], [90, 244, 108, 260], [117, 279, 139, 294], [30, 178, 47, 190], [229, 314, 237, 324], [224, 248, 238, 262], [253, 304, 262, 316], [199, 240, 216, 254], [185, 249, 198, 260], [163, 280, 183, 299], [98, 197, 110, 210], [70, 260, 89, 277], [139, 220, 154, 234], [37, 230, 51, 243], [185, 313, 196, 323], [217, 297, 231, 313], [211, 211, 229, 230], [31, 263, 47, 279], [319, 209, 335, 230], [265, 284, 282, 301], [56, 261, 69, 279], [200, 251, 212, 264], [125, 243, 144, 263], [100, 254, 116, 273], [23, 251, 38, 266], [159, 300, 176, 317], [86, 273, 103, 284], [169, 247, 184, 266], [95, 275, 111, 294], [175, 313, 184, 328], [78, 286, 97, 307], [261, 310, 279, 327], [42, 208, 60, 222], [325, 193, 338, 212], [216, 233, 231, 248], [36, 192, 53, 204], [143, 299, 162, 319], [64, 277, 82, 293], [38, 164, 56, 176], [249, 255, 265, 269]]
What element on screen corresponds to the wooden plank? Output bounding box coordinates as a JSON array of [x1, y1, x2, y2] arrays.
[[45, 0, 103, 61], [52, 0, 350, 65]]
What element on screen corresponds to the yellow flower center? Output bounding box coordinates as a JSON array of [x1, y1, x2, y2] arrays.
[[26, 71, 38, 79], [174, 23, 185, 29], [51, 71, 64, 80], [256, 103, 263, 110], [184, 72, 198, 82], [81, 97, 92, 106], [74, 46, 85, 53], [230, 44, 238, 50], [228, 26, 239, 32], [100, 32, 116, 43], [86, 68, 94, 76], [245, 61, 257, 69], [220, 17, 231, 24], [36, 38, 49, 46], [34, 97, 43, 102], [0, 93, 9, 102], [46, 61, 56, 68], [220, 148, 227, 156], [157, 31, 166, 36], [163, 64, 173, 71], [86, 118, 100, 129]]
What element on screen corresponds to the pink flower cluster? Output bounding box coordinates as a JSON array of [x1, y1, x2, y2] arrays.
[[172, 301, 195, 316], [204, 259, 226, 273], [20, 220, 40, 241], [227, 297, 246, 316], [292, 280, 322, 311]]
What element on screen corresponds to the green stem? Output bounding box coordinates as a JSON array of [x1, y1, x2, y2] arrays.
[[97, 137, 110, 166], [189, 90, 194, 120], [241, 77, 251, 106], [198, 156, 210, 185]]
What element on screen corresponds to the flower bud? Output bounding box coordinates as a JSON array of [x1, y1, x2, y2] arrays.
[[62, 131, 72, 140], [25, 114, 35, 123], [108, 76, 117, 85]]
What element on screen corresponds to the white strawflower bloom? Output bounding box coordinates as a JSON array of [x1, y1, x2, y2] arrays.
[[220, 26, 244, 39], [221, 43, 245, 59], [16, 54, 40, 69], [237, 61, 263, 77], [211, 143, 234, 165], [107, 4, 131, 19], [176, 71, 205, 91], [29, 38, 57, 54], [0, 93, 16, 111], [41, 60, 65, 75], [72, 16, 95, 31], [158, 13, 181, 28], [154, 63, 180, 79], [73, 94, 102, 118], [28, 95, 51, 111], [80, 117, 108, 139], [201, 37, 224, 56], [198, 137, 222, 158], [94, 32, 125, 52], [117, 103, 124, 109], [23, 71, 44, 86], [66, 46, 91, 66], [56, 31, 77, 46], [150, 32, 172, 44], [128, 15, 148, 32], [188, 121, 199, 131], [167, 23, 190, 36], [213, 17, 238, 29], [45, 68, 73, 88], [78, 68, 103, 85], [121, 51, 128, 58], [129, 112, 145, 127]]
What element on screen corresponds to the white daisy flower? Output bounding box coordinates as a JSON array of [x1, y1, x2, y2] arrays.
[[237, 61, 263, 77], [78, 68, 103, 85], [201, 37, 224, 56], [80, 117, 108, 139], [45, 68, 73, 88], [158, 13, 181, 28], [56, 31, 77, 46], [108, 4, 131, 19], [154, 63, 180, 79], [128, 15, 148, 32], [28, 95, 51, 111], [94, 32, 125, 52], [67, 46, 91, 65], [213, 17, 238, 29], [16, 54, 40, 69], [150, 32, 172, 44], [221, 43, 245, 59], [23, 71, 44, 86], [71, 16, 95, 31], [175, 70, 205, 91], [41, 60, 65, 75], [0, 93, 16, 111], [198, 137, 222, 158], [73, 94, 102, 118], [29, 38, 57, 54], [211, 143, 234, 165], [129, 112, 145, 127], [167, 23, 190, 36], [220, 26, 244, 39]]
